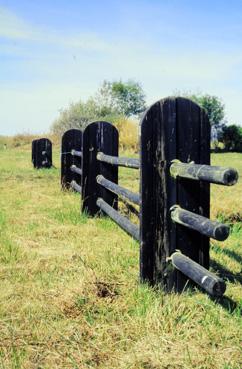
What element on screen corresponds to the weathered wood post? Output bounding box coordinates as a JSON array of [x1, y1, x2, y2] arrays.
[[61, 129, 82, 191], [82, 121, 118, 216], [31, 139, 38, 167], [140, 97, 238, 296], [32, 138, 52, 169]]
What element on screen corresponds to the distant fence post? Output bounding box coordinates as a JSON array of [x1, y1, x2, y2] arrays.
[[61, 129, 82, 191], [82, 121, 118, 216], [32, 138, 52, 169]]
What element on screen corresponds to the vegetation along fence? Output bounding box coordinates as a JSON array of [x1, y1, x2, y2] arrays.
[[61, 97, 239, 297], [32, 138, 52, 169]]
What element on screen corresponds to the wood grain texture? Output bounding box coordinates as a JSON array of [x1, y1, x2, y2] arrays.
[[82, 121, 118, 216], [61, 129, 82, 190], [34, 138, 52, 169], [140, 97, 210, 292]]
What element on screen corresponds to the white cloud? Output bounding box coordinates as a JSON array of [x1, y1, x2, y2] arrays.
[[0, 6, 242, 134], [0, 6, 110, 52], [0, 7, 31, 40]]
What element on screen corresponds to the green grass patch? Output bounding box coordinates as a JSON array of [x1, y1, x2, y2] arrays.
[[0, 147, 241, 369]]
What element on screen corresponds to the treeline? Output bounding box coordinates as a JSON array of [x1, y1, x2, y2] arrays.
[[178, 92, 242, 152], [51, 80, 146, 133], [51, 81, 242, 152], [51, 80, 146, 151]]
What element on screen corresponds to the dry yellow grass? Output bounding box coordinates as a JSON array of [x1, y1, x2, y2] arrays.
[[0, 144, 241, 369], [114, 117, 139, 152], [0, 134, 60, 150]]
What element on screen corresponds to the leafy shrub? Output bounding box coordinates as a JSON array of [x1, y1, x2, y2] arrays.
[[51, 97, 121, 136], [219, 124, 242, 152], [51, 79, 146, 146]]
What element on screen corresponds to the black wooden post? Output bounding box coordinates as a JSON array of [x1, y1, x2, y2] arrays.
[[61, 129, 82, 190], [140, 97, 210, 292], [34, 138, 52, 169], [32, 139, 38, 167], [82, 121, 118, 216]]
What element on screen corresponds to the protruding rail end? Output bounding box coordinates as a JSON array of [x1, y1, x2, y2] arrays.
[[96, 152, 102, 160], [170, 251, 226, 296], [170, 205, 230, 241], [96, 174, 103, 183], [213, 223, 230, 241], [222, 168, 238, 186], [170, 160, 239, 186]]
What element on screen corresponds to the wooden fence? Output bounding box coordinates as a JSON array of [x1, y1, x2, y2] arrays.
[[60, 97, 239, 297], [32, 138, 52, 169]]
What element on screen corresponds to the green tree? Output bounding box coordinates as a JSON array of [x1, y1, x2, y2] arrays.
[[51, 79, 146, 135], [219, 124, 242, 152], [51, 97, 118, 135], [97, 80, 146, 117], [175, 92, 225, 128], [189, 94, 225, 127], [174, 92, 226, 147]]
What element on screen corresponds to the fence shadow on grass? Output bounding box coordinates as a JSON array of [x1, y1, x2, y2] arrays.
[[210, 295, 241, 315], [209, 259, 241, 315], [219, 248, 242, 265], [210, 259, 242, 285]]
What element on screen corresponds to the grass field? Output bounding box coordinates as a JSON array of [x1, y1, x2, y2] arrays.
[[0, 144, 241, 369]]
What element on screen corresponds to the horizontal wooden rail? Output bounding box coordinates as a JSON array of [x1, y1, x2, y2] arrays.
[[170, 205, 229, 241], [70, 165, 82, 176], [97, 175, 140, 205], [97, 152, 140, 169], [71, 149, 82, 157], [170, 251, 226, 296], [96, 198, 140, 241], [170, 160, 238, 186], [70, 180, 82, 194], [124, 202, 140, 218]]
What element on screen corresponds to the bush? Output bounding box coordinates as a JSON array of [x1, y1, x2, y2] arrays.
[[97, 80, 146, 117], [51, 79, 146, 143], [0, 134, 60, 150], [219, 124, 242, 152], [51, 97, 122, 136]]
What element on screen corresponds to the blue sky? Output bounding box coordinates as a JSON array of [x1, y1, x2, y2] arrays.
[[1, 0, 242, 135]]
